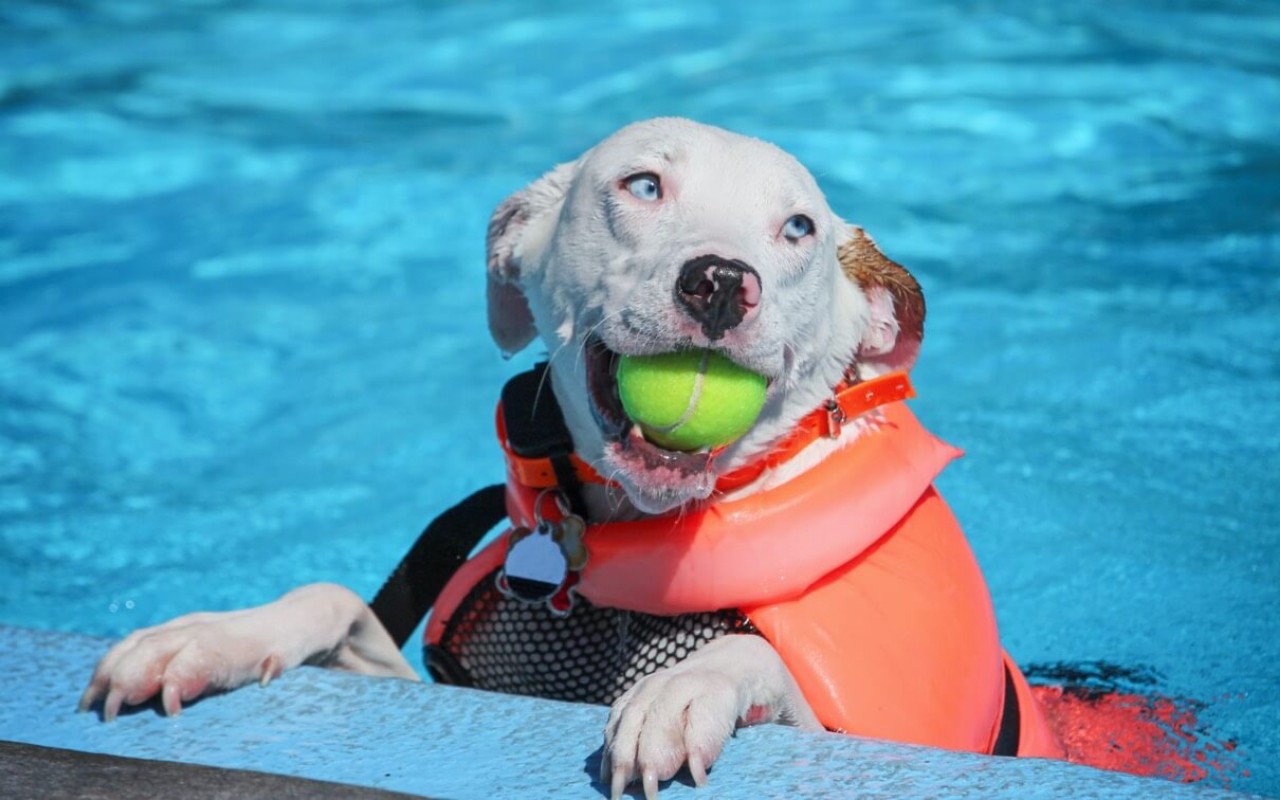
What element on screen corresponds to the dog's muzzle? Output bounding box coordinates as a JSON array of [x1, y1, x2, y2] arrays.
[[675, 255, 761, 341]]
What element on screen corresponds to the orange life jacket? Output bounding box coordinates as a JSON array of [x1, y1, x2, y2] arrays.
[[426, 393, 1063, 759]]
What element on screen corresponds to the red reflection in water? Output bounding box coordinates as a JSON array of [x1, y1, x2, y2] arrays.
[[1031, 683, 1247, 786]]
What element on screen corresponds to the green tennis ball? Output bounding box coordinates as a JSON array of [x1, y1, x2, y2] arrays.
[[616, 349, 767, 451]]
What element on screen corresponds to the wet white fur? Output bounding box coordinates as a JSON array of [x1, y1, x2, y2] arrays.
[[490, 118, 896, 516]]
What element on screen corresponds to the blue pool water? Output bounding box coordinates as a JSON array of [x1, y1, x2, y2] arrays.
[[1, 0, 1277, 795]]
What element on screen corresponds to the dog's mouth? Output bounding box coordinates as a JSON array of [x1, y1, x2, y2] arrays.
[[584, 339, 717, 478]]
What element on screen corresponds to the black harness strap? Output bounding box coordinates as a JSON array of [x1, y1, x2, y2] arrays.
[[369, 363, 584, 648], [991, 661, 1023, 757], [369, 483, 508, 648]]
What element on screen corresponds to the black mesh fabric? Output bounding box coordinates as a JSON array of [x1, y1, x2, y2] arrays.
[[426, 570, 757, 706]]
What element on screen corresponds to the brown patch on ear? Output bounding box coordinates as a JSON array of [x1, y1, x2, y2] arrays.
[[839, 226, 925, 372]]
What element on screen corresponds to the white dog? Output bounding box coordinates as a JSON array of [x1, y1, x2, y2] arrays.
[[84, 119, 1045, 798]]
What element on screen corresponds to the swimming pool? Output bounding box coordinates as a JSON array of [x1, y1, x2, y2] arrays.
[[1, 0, 1277, 795]]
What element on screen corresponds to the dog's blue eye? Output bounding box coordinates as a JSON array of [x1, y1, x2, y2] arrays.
[[782, 214, 815, 241], [624, 173, 662, 202]]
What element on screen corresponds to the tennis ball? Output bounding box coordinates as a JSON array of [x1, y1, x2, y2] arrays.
[[616, 349, 767, 451]]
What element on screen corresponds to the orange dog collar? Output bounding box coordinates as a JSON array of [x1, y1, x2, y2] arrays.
[[498, 370, 915, 495]]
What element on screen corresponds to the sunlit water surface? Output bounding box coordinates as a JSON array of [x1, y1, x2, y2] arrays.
[[1, 1, 1277, 794]]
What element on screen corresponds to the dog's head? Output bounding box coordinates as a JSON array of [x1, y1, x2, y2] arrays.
[[487, 118, 923, 514]]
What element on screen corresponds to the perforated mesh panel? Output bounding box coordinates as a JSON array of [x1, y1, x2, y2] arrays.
[[427, 570, 756, 706]]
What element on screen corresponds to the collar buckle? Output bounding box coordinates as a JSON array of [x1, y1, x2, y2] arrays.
[[823, 398, 846, 438]]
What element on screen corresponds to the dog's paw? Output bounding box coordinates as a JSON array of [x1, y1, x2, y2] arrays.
[[79, 583, 417, 722], [79, 609, 283, 721], [601, 666, 740, 800]]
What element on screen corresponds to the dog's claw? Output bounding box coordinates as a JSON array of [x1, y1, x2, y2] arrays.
[[687, 752, 708, 787], [103, 688, 124, 723], [642, 770, 660, 800], [77, 681, 100, 713], [161, 682, 182, 717], [259, 654, 282, 688], [609, 768, 626, 800]]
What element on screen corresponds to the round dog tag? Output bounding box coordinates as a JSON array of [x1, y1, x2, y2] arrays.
[[497, 491, 589, 616], [501, 522, 568, 603]]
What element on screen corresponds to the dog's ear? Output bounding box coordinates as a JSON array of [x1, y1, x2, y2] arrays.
[[839, 226, 925, 374], [486, 160, 579, 356]]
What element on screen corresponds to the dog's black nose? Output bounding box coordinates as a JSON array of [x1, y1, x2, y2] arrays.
[[675, 255, 762, 340]]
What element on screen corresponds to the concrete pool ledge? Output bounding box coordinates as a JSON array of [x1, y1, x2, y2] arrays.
[[0, 626, 1262, 800]]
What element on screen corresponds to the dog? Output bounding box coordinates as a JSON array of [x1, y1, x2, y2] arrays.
[[82, 118, 1060, 799]]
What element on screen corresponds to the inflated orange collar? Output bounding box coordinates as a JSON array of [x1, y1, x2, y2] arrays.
[[498, 370, 915, 496]]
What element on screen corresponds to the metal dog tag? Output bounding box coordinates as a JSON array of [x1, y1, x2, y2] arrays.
[[497, 494, 589, 617], [501, 520, 568, 603]]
